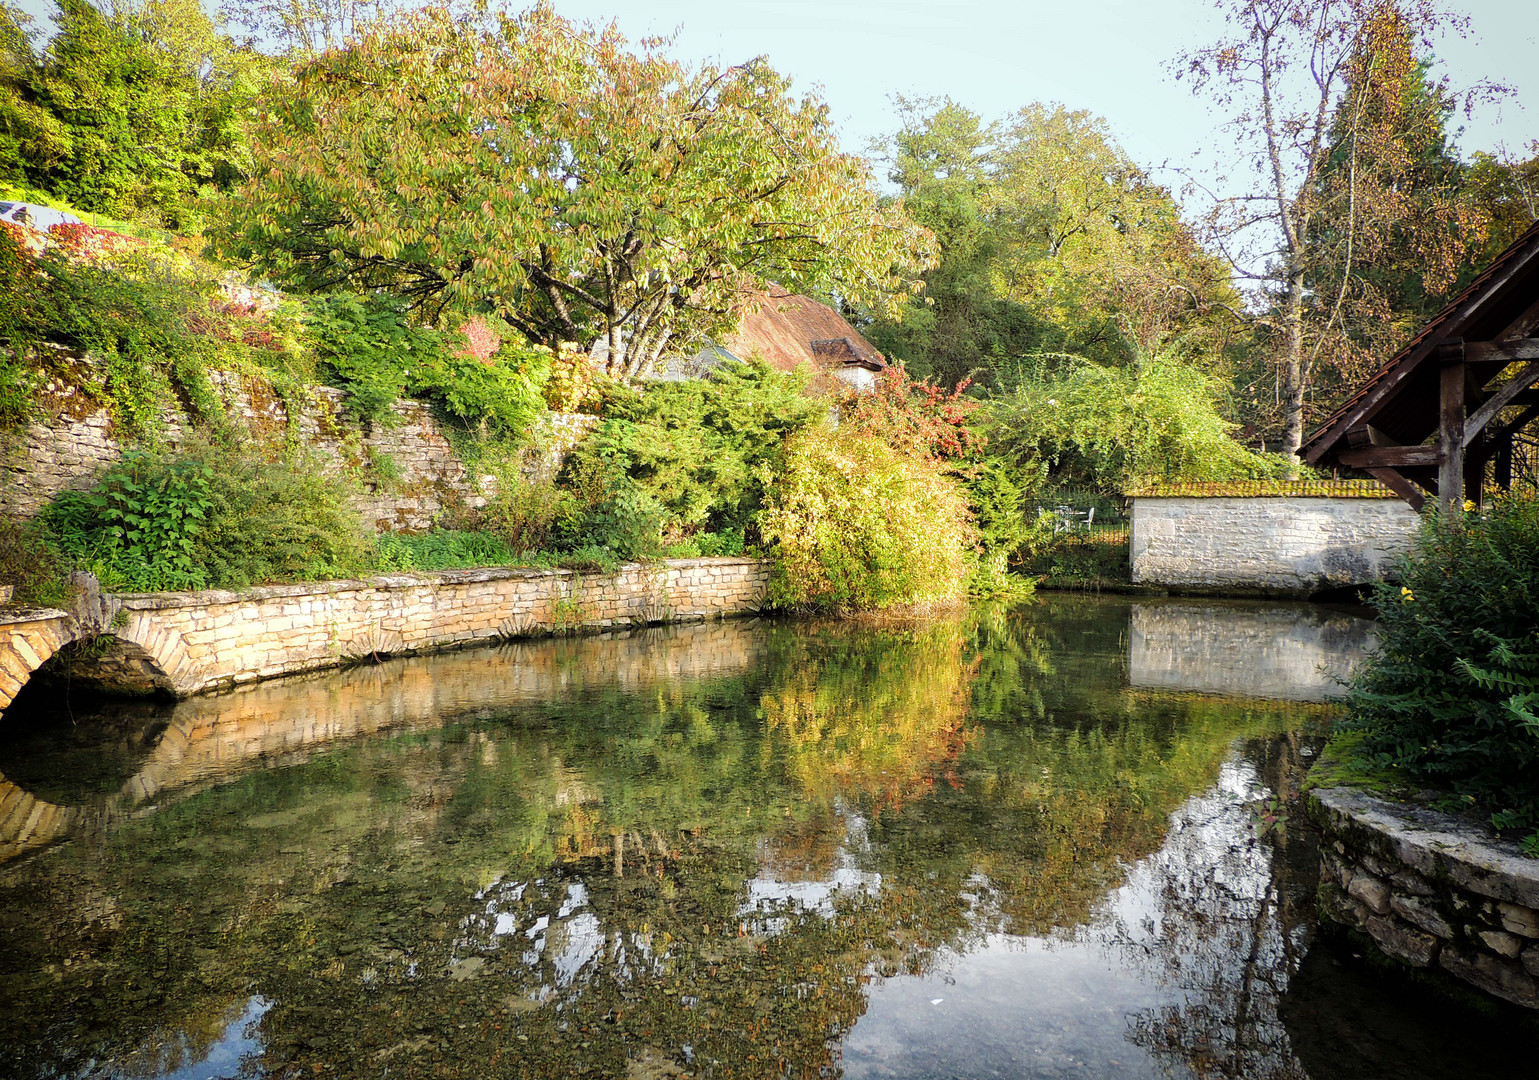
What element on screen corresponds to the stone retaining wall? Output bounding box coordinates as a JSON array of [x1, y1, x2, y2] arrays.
[[1310, 785, 1539, 1009], [0, 558, 771, 712], [0, 350, 596, 531], [1130, 496, 1420, 594]]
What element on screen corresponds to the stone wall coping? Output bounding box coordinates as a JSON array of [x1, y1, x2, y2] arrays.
[[0, 608, 71, 627], [1311, 785, 1539, 909], [107, 558, 771, 611]]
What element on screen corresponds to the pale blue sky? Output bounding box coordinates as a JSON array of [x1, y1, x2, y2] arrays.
[[15, 0, 1539, 193]]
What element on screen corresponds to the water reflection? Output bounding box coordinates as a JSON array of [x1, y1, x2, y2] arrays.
[[0, 598, 1527, 1079], [1128, 601, 1375, 701]]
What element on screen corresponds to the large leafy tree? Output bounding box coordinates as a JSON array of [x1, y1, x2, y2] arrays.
[[865, 97, 1240, 388], [987, 104, 1243, 365], [1176, 0, 1497, 455], [211, 3, 933, 379]]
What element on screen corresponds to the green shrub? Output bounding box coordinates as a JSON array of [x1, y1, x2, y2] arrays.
[[304, 293, 433, 423], [45, 450, 214, 591], [375, 529, 516, 572], [44, 442, 372, 591], [305, 293, 548, 438], [759, 428, 975, 613], [987, 350, 1295, 489], [563, 361, 821, 537], [1342, 498, 1539, 852], [0, 515, 72, 608]]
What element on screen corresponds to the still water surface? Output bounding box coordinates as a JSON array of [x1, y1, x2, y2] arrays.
[[0, 597, 1531, 1079]]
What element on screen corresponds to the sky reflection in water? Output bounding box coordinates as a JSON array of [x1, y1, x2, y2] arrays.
[[0, 597, 1528, 1079]]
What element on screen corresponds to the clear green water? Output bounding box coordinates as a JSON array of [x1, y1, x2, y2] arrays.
[[0, 597, 1531, 1079]]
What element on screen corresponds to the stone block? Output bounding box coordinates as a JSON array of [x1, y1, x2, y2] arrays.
[[1440, 947, 1539, 1009], [1500, 902, 1539, 938], [1366, 914, 1440, 967], [1390, 893, 1453, 939], [1347, 872, 1392, 915], [1480, 929, 1525, 959]]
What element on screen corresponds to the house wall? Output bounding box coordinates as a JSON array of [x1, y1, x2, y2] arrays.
[[1129, 496, 1421, 594]]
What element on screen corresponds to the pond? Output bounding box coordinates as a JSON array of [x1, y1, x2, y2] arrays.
[[0, 596, 1531, 1079]]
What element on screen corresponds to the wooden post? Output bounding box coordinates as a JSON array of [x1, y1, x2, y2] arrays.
[[1496, 438, 1514, 492], [1438, 341, 1466, 516]]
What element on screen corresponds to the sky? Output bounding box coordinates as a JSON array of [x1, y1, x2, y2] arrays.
[[545, 0, 1538, 180], [14, 0, 1539, 192]]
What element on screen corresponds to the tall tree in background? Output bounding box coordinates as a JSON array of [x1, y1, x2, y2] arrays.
[[987, 105, 1242, 365], [864, 96, 1039, 388], [0, 0, 258, 224], [1177, 0, 1497, 455], [212, 3, 932, 379], [866, 98, 1241, 389]]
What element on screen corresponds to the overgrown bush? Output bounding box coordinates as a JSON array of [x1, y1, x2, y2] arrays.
[[304, 293, 548, 438], [375, 529, 516, 572], [759, 428, 975, 613], [1342, 498, 1539, 853], [44, 442, 372, 591], [562, 361, 821, 538], [0, 515, 72, 607], [987, 350, 1295, 489]]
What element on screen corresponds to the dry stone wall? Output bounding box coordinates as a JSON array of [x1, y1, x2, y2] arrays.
[[1311, 785, 1539, 1009], [1130, 496, 1420, 594], [0, 351, 595, 530]]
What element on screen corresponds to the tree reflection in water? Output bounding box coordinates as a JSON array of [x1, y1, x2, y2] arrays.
[[0, 598, 1522, 1080]]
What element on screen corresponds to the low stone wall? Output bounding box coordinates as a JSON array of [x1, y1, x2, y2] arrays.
[[1310, 785, 1539, 1009], [1130, 495, 1420, 594], [0, 558, 771, 712]]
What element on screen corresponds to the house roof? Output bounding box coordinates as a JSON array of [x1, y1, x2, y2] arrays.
[[1301, 219, 1539, 464], [721, 285, 887, 376]]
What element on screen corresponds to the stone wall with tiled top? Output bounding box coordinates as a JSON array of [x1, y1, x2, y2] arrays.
[[0, 350, 595, 530], [1310, 785, 1539, 1009], [23, 558, 769, 702], [1130, 496, 1421, 594]]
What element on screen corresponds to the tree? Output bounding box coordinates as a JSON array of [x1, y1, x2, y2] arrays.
[[863, 96, 1041, 389], [1176, 0, 1497, 455], [210, 3, 933, 380], [864, 97, 1241, 389], [0, 0, 259, 224], [987, 104, 1244, 365]]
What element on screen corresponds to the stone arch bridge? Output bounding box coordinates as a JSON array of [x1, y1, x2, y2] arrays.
[[0, 559, 770, 720]]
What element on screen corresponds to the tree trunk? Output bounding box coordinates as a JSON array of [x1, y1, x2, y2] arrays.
[[1281, 268, 1309, 459]]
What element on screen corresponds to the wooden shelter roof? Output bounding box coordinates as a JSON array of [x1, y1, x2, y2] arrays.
[[1301, 220, 1539, 509]]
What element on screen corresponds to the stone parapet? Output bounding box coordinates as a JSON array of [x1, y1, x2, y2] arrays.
[[0, 559, 772, 712], [1310, 784, 1539, 1009], [1130, 495, 1420, 594]]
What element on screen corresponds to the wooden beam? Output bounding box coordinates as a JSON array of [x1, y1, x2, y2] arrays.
[[1465, 361, 1539, 447], [1365, 467, 1428, 511], [1465, 338, 1539, 363], [1440, 351, 1466, 515], [1491, 401, 1539, 445], [1338, 446, 1442, 468], [1346, 423, 1396, 448], [1500, 294, 1539, 341], [1497, 440, 1514, 491], [1303, 238, 1539, 462]]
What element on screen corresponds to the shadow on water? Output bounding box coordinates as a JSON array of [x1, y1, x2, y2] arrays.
[[0, 597, 1531, 1078]]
